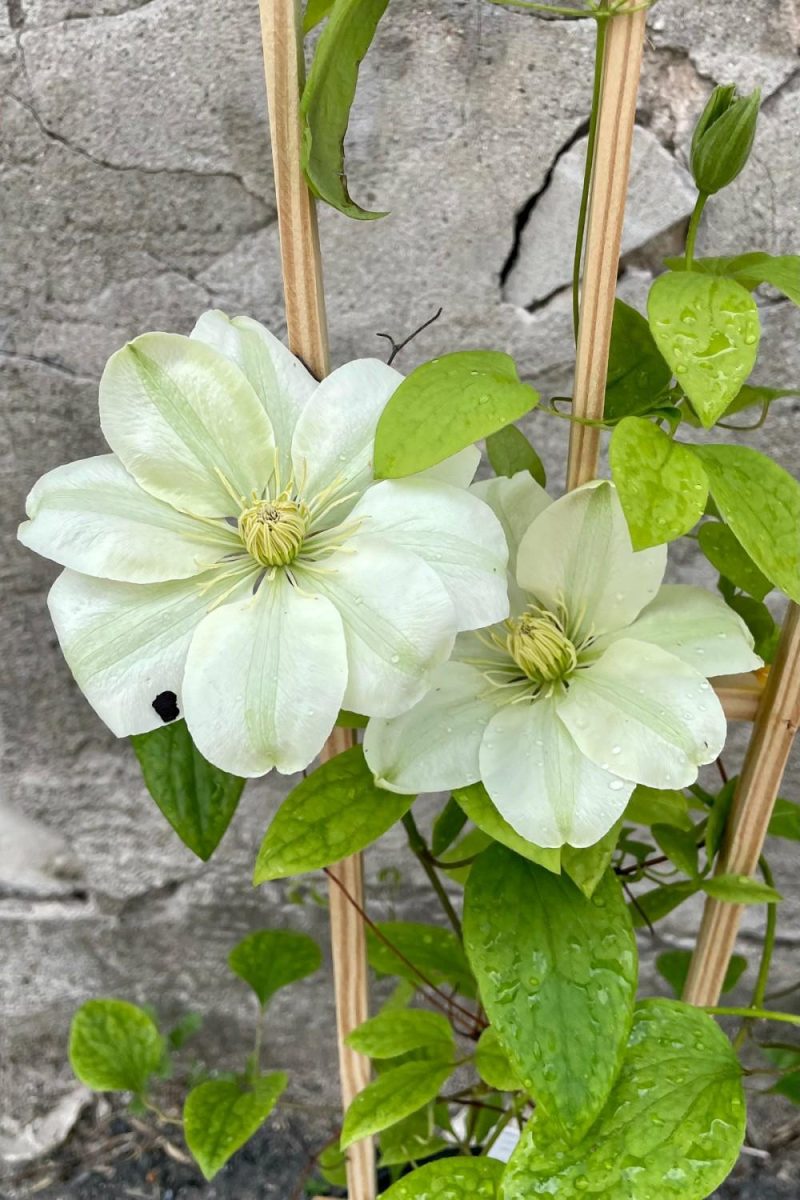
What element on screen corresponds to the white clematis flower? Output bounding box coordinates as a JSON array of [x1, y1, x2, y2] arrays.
[[18, 310, 509, 777], [365, 475, 762, 848]]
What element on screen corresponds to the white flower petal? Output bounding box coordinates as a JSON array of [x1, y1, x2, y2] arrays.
[[416, 446, 481, 488], [291, 358, 403, 518], [99, 332, 276, 517], [349, 478, 509, 630], [295, 534, 455, 718], [559, 638, 727, 789], [470, 471, 551, 566], [595, 583, 762, 677], [47, 564, 255, 737], [479, 695, 633, 848], [516, 482, 666, 640], [182, 572, 347, 777], [191, 310, 315, 479], [18, 454, 238, 583], [364, 662, 508, 794]]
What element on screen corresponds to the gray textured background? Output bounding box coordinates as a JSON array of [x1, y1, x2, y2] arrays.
[[2, 0, 800, 1190]]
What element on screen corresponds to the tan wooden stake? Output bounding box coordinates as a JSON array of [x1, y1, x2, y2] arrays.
[[683, 604, 800, 1006], [567, 1, 648, 488], [258, 3, 374, 1195]]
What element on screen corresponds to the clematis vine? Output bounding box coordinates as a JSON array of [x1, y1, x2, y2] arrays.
[[365, 476, 762, 848], [18, 311, 510, 777]]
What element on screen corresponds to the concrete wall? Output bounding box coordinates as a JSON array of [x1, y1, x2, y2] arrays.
[[2, 0, 800, 1162]]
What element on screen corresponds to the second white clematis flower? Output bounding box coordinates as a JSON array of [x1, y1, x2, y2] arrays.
[[365, 475, 762, 848], [18, 311, 509, 777]]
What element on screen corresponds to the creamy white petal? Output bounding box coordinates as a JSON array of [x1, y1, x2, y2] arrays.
[[99, 332, 276, 517], [47, 563, 256, 737], [19, 454, 238, 583], [295, 534, 455, 718], [415, 446, 481, 488], [470, 471, 551, 566], [191, 310, 315, 479], [349, 478, 509, 630], [594, 583, 762, 677], [364, 662, 513, 794], [516, 482, 666, 640], [559, 638, 727, 789], [479, 695, 633, 848], [182, 572, 347, 777], [291, 358, 403, 520]]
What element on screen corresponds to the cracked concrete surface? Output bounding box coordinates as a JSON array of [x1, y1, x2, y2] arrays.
[[2, 0, 800, 1188]]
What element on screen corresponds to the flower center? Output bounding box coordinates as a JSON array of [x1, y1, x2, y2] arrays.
[[238, 495, 309, 567], [508, 608, 577, 684]]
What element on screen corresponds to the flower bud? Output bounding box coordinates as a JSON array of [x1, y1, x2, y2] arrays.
[[690, 85, 761, 196]]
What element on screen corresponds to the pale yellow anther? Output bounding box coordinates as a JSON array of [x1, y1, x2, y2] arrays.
[[507, 607, 578, 684], [238, 494, 309, 567]]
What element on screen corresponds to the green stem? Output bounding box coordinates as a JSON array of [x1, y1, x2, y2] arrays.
[[402, 812, 463, 939], [706, 1007, 800, 1028], [572, 11, 608, 341], [734, 857, 779, 1050], [684, 192, 708, 268], [252, 1005, 265, 1077]]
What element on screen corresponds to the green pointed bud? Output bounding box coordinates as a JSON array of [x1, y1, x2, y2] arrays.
[[690, 85, 761, 196]]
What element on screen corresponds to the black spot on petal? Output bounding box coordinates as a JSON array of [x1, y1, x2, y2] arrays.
[[152, 691, 180, 723]]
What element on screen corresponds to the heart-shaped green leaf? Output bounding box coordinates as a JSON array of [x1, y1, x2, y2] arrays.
[[228, 929, 321, 1008], [381, 1158, 503, 1198], [501, 1000, 745, 1200], [610, 417, 708, 548], [464, 846, 637, 1142], [184, 1073, 287, 1180], [69, 999, 164, 1096], [648, 271, 759, 427]]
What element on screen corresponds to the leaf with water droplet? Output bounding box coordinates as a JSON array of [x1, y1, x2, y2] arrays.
[[340, 1057, 455, 1150], [501, 1000, 745, 1199], [610, 417, 708, 549], [367, 920, 477, 996], [648, 272, 759, 428], [561, 818, 624, 899], [374, 351, 539, 478], [698, 521, 772, 600], [453, 781, 561, 875], [381, 1157, 504, 1198], [665, 252, 800, 307], [604, 299, 672, 421], [464, 846, 637, 1144]]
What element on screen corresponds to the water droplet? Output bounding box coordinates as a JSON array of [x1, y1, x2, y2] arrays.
[[390, 653, 400, 664], [609, 779, 626, 791], [611, 745, 621, 755]]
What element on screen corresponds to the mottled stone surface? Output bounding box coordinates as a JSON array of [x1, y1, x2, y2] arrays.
[[2, 0, 800, 1193]]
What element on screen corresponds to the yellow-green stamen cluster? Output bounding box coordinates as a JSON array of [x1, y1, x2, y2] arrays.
[[507, 607, 577, 684], [238, 493, 309, 567]]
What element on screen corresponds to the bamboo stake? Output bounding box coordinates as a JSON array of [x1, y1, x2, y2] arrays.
[[258, 4, 374, 1196], [567, 2, 647, 488], [683, 605, 800, 1006]]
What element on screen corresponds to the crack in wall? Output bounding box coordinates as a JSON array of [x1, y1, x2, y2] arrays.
[[6, 0, 23, 31]]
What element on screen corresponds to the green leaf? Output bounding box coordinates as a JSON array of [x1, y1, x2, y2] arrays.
[[167, 1011, 203, 1052], [701, 874, 782, 904], [69, 999, 164, 1096], [437, 826, 494, 885], [303, 0, 335, 33], [656, 949, 746, 999], [561, 819, 623, 899], [705, 778, 736, 862], [626, 785, 692, 831], [254, 746, 413, 882], [183, 1073, 287, 1180], [502, 1000, 745, 1200], [318, 1142, 348, 1186], [227, 930, 321, 1008], [486, 423, 546, 487], [464, 847, 637, 1141], [699, 521, 772, 600], [652, 824, 699, 877], [131, 721, 245, 861], [648, 271, 760, 428], [666, 252, 800, 307], [300, 0, 389, 219], [381, 1158, 503, 1198], [373, 351, 539, 479], [769, 798, 800, 840], [337, 708, 368, 729], [475, 1026, 522, 1092], [346, 1009, 453, 1059], [431, 796, 468, 858], [340, 1058, 453, 1149], [691, 443, 800, 603], [378, 1108, 448, 1167], [604, 299, 672, 421], [630, 879, 701, 927], [453, 783, 561, 875], [723, 592, 780, 663], [367, 922, 476, 996], [610, 417, 708, 549]]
